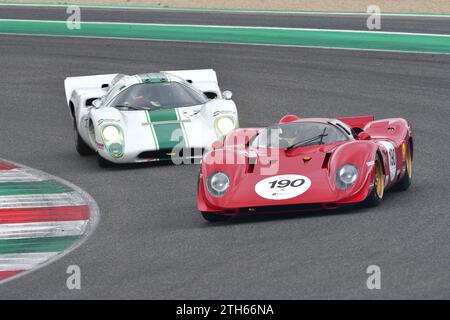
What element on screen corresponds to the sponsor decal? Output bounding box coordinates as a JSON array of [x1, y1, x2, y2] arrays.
[[183, 109, 201, 117], [95, 141, 104, 150], [255, 174, 311, 200], [379, 141, 397, 181], [366, 160, 375, 167], [98, 119, 119, 125], [213, 110, 235, 117]]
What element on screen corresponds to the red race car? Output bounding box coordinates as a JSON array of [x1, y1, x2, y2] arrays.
[[198, 115, 413, 222]]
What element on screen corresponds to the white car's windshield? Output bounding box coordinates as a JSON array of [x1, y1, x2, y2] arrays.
[[110, 82, 208, 110], [252, 122, 349, 149]]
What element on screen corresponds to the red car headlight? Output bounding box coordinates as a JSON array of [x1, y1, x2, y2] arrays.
[[207, 171, 230, 197], [336, 164, 359, 190]]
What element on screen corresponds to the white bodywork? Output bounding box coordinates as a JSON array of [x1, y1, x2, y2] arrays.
[[64, 69, 238, 164]]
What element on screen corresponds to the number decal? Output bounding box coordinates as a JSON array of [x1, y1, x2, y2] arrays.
[[385, 143, 396, 168], [255, 175, 311, 200], [379, 141, 397, 181], [269, 179, 306, 189], [291, 179, 306, 187]]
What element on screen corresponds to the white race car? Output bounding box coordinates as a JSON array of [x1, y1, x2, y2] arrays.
[[64, 69, 238, 167]]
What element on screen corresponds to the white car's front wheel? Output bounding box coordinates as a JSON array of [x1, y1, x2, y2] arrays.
[[74, 120, 94, 156], [97, 154, 115, 168]]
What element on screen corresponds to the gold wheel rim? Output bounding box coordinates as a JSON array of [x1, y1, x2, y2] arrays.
[[375, 160, 384, 199], [406, 144, 412, 179]]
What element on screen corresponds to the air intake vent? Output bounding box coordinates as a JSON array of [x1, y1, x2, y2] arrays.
[[322, 153, 332, 169], [246, 157, 256, 173]]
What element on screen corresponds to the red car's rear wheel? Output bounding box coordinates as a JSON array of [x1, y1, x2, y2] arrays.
[[394, 142, 412, 191], [364, 154, 384, 207]]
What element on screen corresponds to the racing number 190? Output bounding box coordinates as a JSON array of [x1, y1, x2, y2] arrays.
[[269, 179, 305, 189]]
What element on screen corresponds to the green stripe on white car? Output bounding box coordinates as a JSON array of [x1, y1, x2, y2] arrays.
[[147, 108, 186, 152]]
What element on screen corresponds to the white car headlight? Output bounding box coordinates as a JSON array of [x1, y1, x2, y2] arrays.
[[215, 117, 235, 136], [336, 164, 359, 190], [207, 172, 230, 197], [102, 125, 120, 143]]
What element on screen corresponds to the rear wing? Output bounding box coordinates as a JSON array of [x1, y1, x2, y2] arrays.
[[64, 73, 120, 105], [338, 115, 375, 129], [162, 69, 221, 98]]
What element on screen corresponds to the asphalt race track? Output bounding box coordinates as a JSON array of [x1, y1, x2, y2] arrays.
[[0, 7, 449, 299]]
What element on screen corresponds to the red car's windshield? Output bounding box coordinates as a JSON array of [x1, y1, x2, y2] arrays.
[[252, 122, 349, 149]]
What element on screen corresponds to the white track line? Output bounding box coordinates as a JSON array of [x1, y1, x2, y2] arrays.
[[1, 19, 450, 38]]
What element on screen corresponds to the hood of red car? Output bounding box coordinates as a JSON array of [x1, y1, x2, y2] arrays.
[[202, 143, 358, 209]]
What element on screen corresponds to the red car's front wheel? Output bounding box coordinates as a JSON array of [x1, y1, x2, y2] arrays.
[[201, 212, 230, 222]]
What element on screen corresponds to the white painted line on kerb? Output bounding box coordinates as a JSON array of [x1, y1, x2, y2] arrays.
[[0, 193, 86, 209], [0, 220, 88, 240], [0, 2, 449, 18], [0, 252, 58, 271]]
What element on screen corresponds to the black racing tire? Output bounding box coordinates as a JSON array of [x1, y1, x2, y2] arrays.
[[192, 157, 203, 165], [363, 154, 384, 207], [74, 121, 95, 156], [393, 142, 412, 191], [97, 154, 115, 168], [201, 212, 230, 222]]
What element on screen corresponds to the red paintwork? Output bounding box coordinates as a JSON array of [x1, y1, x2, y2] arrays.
[[0, 205, 90, 224], [0, 270, 24, 281], [338, 115, 375, 129], [198, 115, 413, 216], [0, 161, 17, 171], [279, 114, 301, 124]]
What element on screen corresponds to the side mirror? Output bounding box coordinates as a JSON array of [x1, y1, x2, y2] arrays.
[[212, 140, 224, 150], [357, 131, 371, 140], [222, 90, 233, 100], [92, 99, 102, 109]]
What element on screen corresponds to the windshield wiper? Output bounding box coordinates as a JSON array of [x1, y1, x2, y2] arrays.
[[115, 105, 164, 111], [285, 128, 328, 152], [114, 105, 146, 110]]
